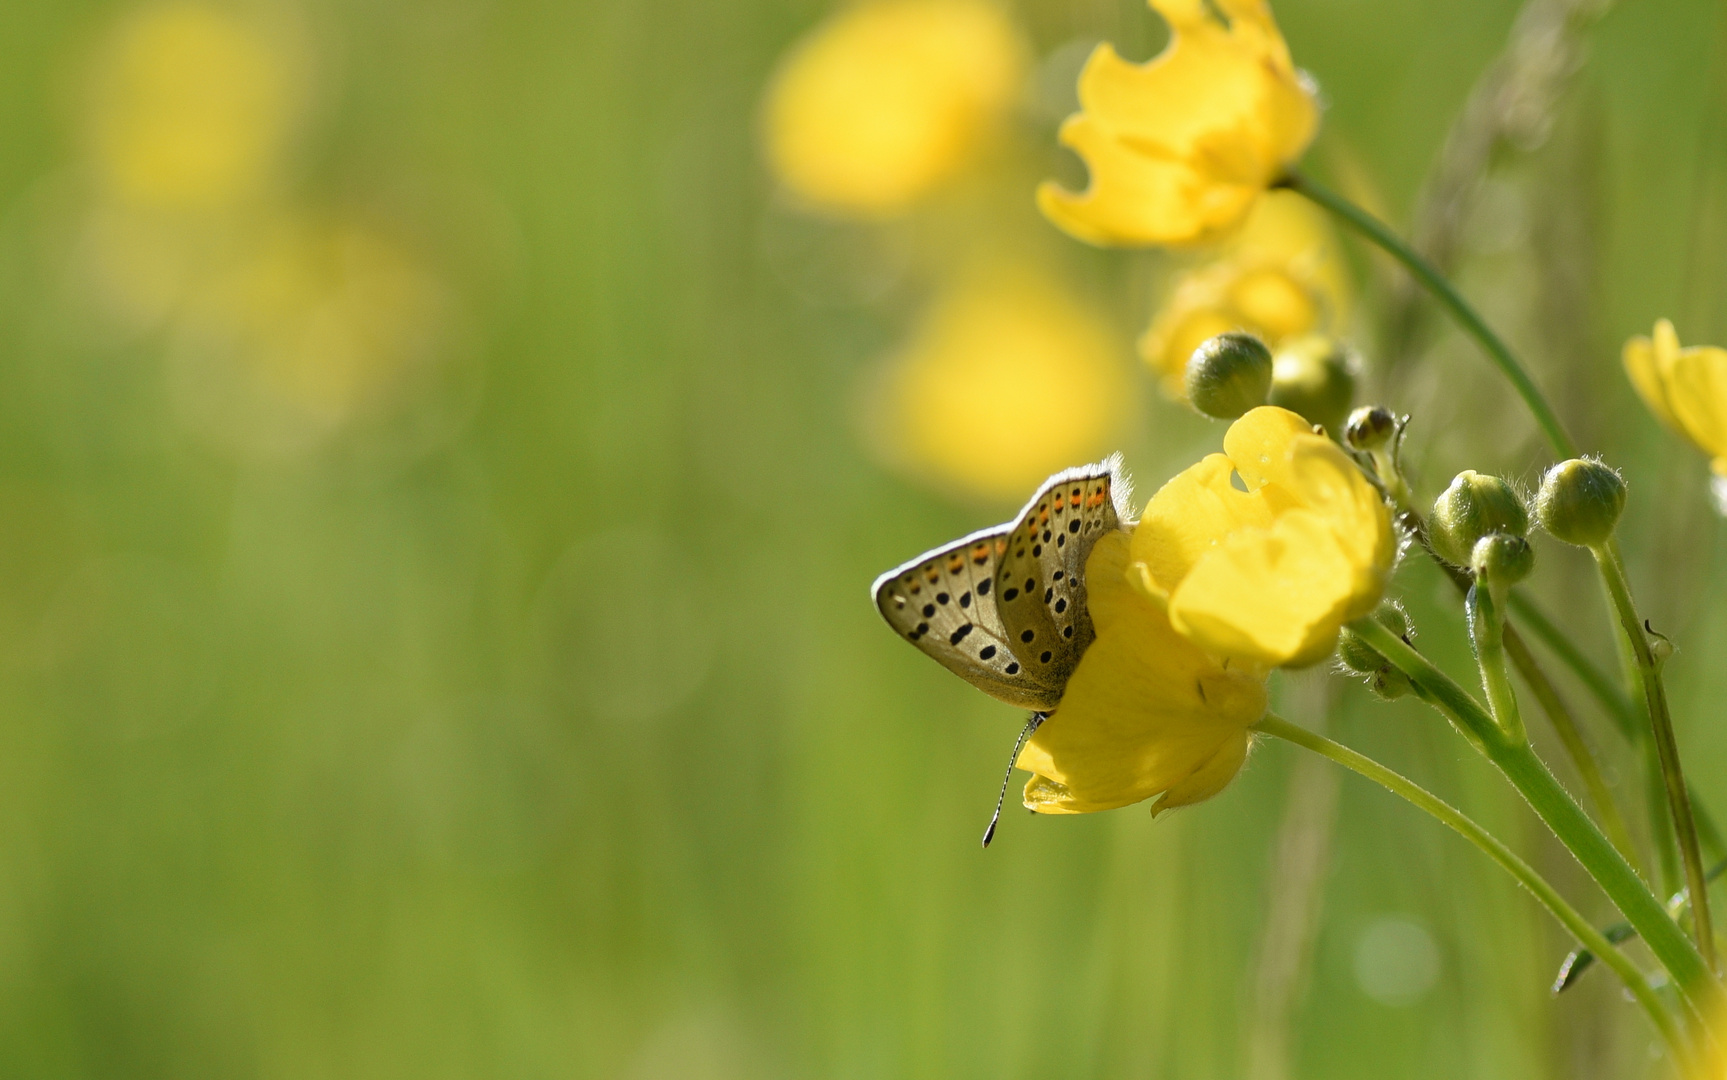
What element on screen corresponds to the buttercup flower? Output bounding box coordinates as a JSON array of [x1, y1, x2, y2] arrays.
[[1140, 190, 1347, 395], [1130, 406, 1394, 668], [1014, 529, 1268, 814], [1037, 0, 1318, 247], [1623, 319, 1727, 475], [762, 0, 1026, 216], [864, 261, 1129, 500]]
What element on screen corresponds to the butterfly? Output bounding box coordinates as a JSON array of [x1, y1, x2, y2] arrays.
[[871, 457, 1133, 842]]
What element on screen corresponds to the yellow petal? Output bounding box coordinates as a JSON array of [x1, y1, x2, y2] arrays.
[[1167, 507, 1362, 667], [1624, 325, 1680, 432], [1082, 529, 1149, 631], [1014, 561, 1266, 812], [1132, 452, 1288, 593], [1279, 434, 1395, 582], [1149, 729, 1250, 816], [1665, 344, 1727, 462], [1220, 404, 1314, 490], [1038, 0, 1317, 247], [1014, 529, 1266, 813]]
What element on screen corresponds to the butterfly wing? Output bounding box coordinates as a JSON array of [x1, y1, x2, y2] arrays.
[[994, 457, 1128, 689], [872, 525, 1066, 711]]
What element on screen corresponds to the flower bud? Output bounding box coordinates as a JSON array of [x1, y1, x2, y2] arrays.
[[1534, 458, 1626, 548], [1185, 332, 1273, 420], [1429, 471, 1528, 567], [1267, 335, 1357, 436], [1345, 406, 1397, 451], [1471, 532, 1534, 586], [1336, 601, 1415, 701]]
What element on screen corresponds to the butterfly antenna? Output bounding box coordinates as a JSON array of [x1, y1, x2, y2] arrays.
[[982, 712, 1047, 849]]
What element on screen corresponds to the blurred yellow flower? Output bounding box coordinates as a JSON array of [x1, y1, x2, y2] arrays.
[[1038, 0, 1317, 247], [761, 0, 1026, 216], [1015, 529, 1267, 814], [864, 262, 1129, 500], [86, 3, 299, 210], [1132, 406, 1393, 668], [1624, 319, 1727, 475], [1140, 190, 1346, 394]]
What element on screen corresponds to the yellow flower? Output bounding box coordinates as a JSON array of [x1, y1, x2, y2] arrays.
[[1038, 0, 1318, 247], [761, 0, 1026, 217], [85, 4, 300, 210], [864, 262, 1130, 500], [1623, 319, 1727, 476], [1014, 529, 1268, 814], [1131, 406, 1394, 668], [1139, 190, 1347, 394]]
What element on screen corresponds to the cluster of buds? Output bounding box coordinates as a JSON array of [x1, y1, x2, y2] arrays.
[[1430, 471, 1535, 589], [1427, 458, 1627, 581]]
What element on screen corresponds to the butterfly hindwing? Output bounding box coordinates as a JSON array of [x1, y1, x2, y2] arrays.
[[995, 459, 1126, 690], [873, 526, 1065, 710], [872, 457, 1129, 710]]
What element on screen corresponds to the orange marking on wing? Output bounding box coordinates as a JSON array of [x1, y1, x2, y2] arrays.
[[947, 555, 964, 574]]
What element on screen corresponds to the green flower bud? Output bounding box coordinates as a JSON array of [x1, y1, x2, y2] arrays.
[[1337, 601, 1416, 702], [1534, 458, 1626, 548], [1267, 335, 1357, 436], [1345, 405, 1397, 451], [1185, 333, 1273, 420], [1471, 532, 1534, 586], [1429, 471, 1528, 567], [1368, 668, 1415, 700]]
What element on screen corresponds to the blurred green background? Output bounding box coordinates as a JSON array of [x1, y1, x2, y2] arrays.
[[0, 0, 1724, 1076]]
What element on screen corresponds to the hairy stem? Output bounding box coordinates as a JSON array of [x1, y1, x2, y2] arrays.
[[1502, 626, 1643, 876], [1594, 540, 1716, 971], [1467, 579, 1527, 744]]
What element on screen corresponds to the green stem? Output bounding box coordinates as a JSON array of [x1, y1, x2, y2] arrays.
[[1651, 743, 1685, 897], [1253, 713, 1688, 1065], [1594, 539, 1717, 971], [1350, 617, 1724, 1022], [1466, 579, 1527, 744], [1502, 626, 1643, 877], [1281, 169, 1577, 459], [1508, 588, 1726, 865]]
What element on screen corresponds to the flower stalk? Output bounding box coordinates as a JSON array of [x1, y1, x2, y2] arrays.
[[1279, 169, 1578, 460], [1348, 616, 1724, 1025], [1466, 570, 1527, 745], [1500, 626, 1642, 875], [1253, 712, 1690, 1067], [1593, 537, 1717, 971]]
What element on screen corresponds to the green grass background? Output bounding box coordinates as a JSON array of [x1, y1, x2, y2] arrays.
[[0, 0, 1724, 1076]]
